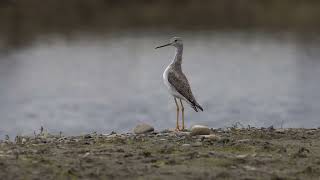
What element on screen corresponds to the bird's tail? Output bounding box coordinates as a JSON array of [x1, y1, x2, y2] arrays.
[[191, 102, 203, 112]]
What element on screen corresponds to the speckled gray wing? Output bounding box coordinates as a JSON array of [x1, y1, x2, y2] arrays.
[[167, 70, 203, 112]]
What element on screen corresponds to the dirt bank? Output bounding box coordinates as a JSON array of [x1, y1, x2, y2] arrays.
[[1, 127, 320, 179]]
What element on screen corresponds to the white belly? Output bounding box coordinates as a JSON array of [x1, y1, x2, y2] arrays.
[[163, 65, 186, 100]]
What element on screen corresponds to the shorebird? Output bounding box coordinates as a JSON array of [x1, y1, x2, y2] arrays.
[[155, 37, 203, 131]]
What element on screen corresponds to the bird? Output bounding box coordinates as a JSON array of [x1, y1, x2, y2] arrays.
[[155, 37, 203, 131]]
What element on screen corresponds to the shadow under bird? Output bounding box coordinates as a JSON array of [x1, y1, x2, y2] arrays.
[[155, 37, 203, 131]]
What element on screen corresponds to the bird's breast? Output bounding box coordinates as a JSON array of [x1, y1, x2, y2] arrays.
[[163, 65, 171, 89], [163, 65, 185, 100]]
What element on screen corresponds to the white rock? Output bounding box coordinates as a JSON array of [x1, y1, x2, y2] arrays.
[[237, 139, 251, 143], [191, 125, 210, 136], [175, 131, 191, 136], [236, 154, 249, 159], [275, 129, 285, 133], [106, 134, 118, 138], [133, 124, 154, 134], [82, 152, 90, 158], [192, 142, 203, 147], [198, 134, 221, 141], [243, 165, 257, 171]]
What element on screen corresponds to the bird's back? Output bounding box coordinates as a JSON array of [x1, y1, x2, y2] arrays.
[[164, 63, 203, 112], [163, 64, 184, 99]]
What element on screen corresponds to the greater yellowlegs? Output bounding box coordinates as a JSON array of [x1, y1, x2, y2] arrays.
[[155, 37, 203, 131]]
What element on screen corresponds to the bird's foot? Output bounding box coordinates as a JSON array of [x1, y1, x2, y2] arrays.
[[175, 127, 181, 131]]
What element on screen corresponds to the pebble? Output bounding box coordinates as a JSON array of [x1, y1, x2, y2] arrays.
[[106, 134, 118, 138], [181, 144, 191, 147], [161, 129, 173, 133], [192, 142, 202, 147], [237, 139, 251, 143], [306, 130, 316, 135], [243, 165, 257, 171], [198, 134, 221, 141], [191, 125, 210, 136], [275, 129, 286, 133], [82, 152, 90, 158], [21, 138, 27, 144], [133, 124, 154, 134], [236, 154, 249, 159], [175, 131, 191, 136]]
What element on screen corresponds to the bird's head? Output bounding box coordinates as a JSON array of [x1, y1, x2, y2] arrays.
[[155, 37, 183, 49]]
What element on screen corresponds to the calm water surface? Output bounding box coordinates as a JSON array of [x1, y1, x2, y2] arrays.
[[0, 32, 320, 137]]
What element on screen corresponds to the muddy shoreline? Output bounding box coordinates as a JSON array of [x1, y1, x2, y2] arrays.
[[1, 127, 320, 179]]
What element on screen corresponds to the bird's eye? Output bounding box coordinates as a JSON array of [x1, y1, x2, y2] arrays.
[[174, 40, 178, 42]]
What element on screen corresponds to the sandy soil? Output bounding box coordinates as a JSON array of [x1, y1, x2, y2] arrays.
[[1, 127, 320, 180]]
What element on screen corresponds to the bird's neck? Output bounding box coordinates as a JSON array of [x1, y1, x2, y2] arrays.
[[172, 45, 183, 66]]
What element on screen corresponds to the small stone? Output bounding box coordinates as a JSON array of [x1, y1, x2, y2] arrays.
[[251, 153, 257, 157], [275, 129, 285, 133], [243, 165, 256, 171], [192, 142, 202, 147], [83, 134, 92, 139], [160, 129, 173, 133], [218, 138, 230, 144], [110, 131, 117, 135], [156, 133, 168, 137], [175, 131, 191, 136], [133, 124, 154, 134], [124, 153, 133, 158], [181, 144, 191, 147], [237, 139, 251, 143], [236, 154, 249, 159], [293, 147, 310, 158], [116, 148, 125, 153], [306, 130, 316, 135], [141, 151, 151, 157], [191, 125, 210, 136], [106, 134, 118, 138], [198, 134, 221, 141], [82, 152, 90, 158]]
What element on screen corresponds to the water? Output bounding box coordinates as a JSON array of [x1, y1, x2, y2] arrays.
[[0, 32, 320, 138]]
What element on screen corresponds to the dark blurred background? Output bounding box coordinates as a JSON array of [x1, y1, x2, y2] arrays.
[[1, 0, 320, 137], [1, 0, 320, 48]]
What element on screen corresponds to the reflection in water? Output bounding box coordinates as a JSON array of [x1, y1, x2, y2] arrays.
[[0, 32, 320, 138]]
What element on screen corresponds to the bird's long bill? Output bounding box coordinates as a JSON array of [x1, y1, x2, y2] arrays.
[[155, 43, 172, 49]]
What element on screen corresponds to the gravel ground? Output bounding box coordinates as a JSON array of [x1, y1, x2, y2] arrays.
[[1, 127, 320, 180]]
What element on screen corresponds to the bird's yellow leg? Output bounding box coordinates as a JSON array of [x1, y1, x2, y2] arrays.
[[180, 99, 185, 130], [174, 98, 180, 131]]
